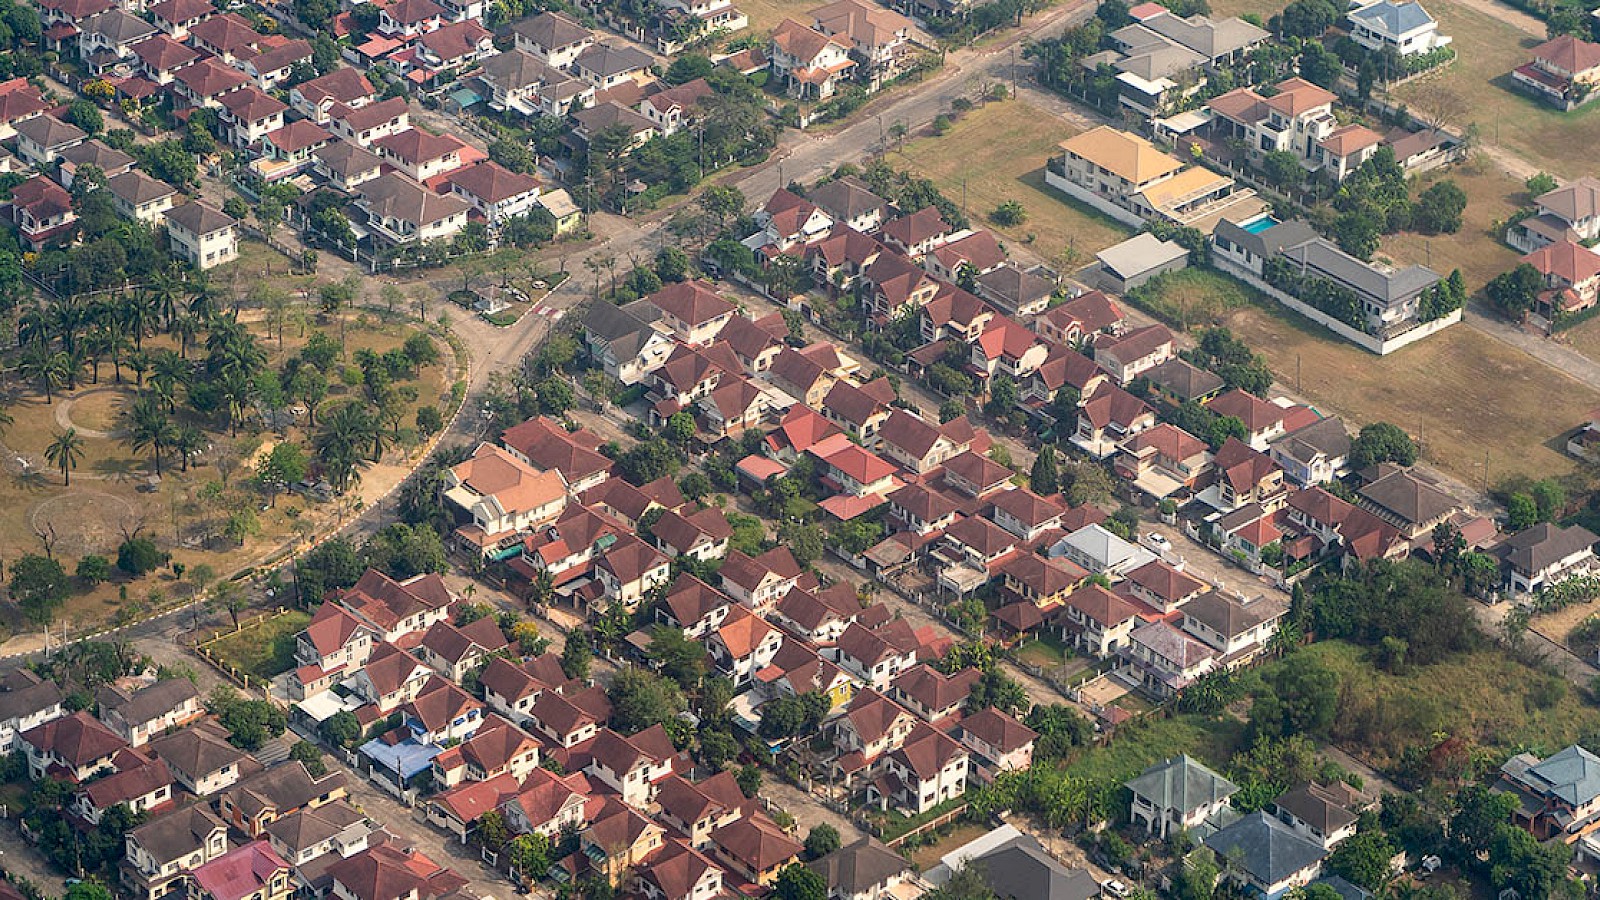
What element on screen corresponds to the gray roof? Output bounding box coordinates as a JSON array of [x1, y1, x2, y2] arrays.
[[976, 264, 1055, 311], [969, 834, 1100, 900], [1270, 416, 1350, 465], [1116, 42, 1206, 80], [573, 41, 652, 78], [164, 200, 236, 236], [314, 139, 383, 177], [809, 837, 908, 895], [1537, 177, 1600, 226], [1140, 10, 1268, 58], [56, 139, 135, 173], [263, 800, 368, 853], [1212, 216, 1319, 261], [1097, 232, 1188, 280], [1145, 358, 1224, 401], [571, 100, 655, 136], [481, 48, 562, 90], [99, 677, 198, 726], [106, 169, 176, 205], [15, 115, 87, 149], [808, 176, 888, 223], [584, 299, 663, 354], [0, 677, 62, 722], [1500, 523, 1599, 574], [128, 804, 229, 866], [1274, 784, 1358, 836], [83, 8, 156, 42], [1125, 755, 1238, 815], [511, 10, 590, 48], [357, 172, 470, 226], [1278, 236, 1439, 308], [1348, 0, 1435, 35], [149, 724, 248, 780], [1503, 745, 1600, 808], [1357, 470, 1457, 526], [1203, 812, 1327, 887], [1181, 591, 1285, 642]]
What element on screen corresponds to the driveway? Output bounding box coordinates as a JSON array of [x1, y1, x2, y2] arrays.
[[339, 762, 508, 899]]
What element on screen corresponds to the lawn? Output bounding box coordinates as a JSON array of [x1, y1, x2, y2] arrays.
[[906, 822, 988, 870], [1394, 0, 1600, 179], [1126, 267, 1264, 332], [894, 99, 1133, 269], [202, 609, 313, 682], [1058, 712, 1247, 785], [1217, 300, 1600, 484], [1296, 640, 1600, 770], [1378, 155, 1526, 293], [1209, 0, 1281, 20]]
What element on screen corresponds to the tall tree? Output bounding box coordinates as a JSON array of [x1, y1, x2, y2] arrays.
[[45, 429, 85, 486]]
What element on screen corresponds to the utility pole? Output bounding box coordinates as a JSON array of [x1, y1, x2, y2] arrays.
[[1010, 46, 1017, 96]]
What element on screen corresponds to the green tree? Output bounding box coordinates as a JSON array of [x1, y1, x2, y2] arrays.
[[562, 632, 592, 680], [774, 864, 828, 900], [967, 668, 1028, 715], [989, 200, 1027, 227], [1413, 181, 1467, 234], [1526, 172, 1558, 196], [735, 763, 762, 798], [76, 554, 112, 587], [777, 521, 824, 566], [1486, 263, 1543, 319], [1249, 650, 1340, 740], [1507, 493, 1538, 531], [1349, 422, 1417, 469], [320, 710, 362, 748], [288, 740, 328, 777], [1029, 444, 1060, 495], [646, 626, 708, 690], [607, 667, 685, 734], [1327, 828, 1398, 891], [44, 428, 85, 486], [11, 555, 69, 626], [364, 523, 447, 579], [257, 441, 308, 507], [804, 824, 841, 860], [116, 536, 167, 575]]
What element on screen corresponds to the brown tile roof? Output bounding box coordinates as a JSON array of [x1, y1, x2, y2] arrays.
[[22, 711, 127, 768], [1206, 389, 1283, 433], [711, 815, 802, 872], [1126, 560, 1206, 603], [1062, 584, 1141, 627], [960, 707, 1037, 753], [891, 721, 965, 779], [890, 664, 979, 713], [998, 553, 1086, 597], [648, 280, 735, 327]]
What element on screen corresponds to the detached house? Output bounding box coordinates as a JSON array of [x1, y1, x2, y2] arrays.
[[122, 805, 231, 900], [107, 170, 177, 224], [99, 678, 203, 746], [1347, 0, 1449, 57], [217, 762, 349, 838], [1095, 324, 1174, 384], [292, 69, 376, 125], [511, 10, 593, 67], [22, 710, 127, 781], [206, 79, 283, 147], [429, 715, 541, 790], [874, 722, 968, 815], [500, 766, 589, 838], [443, 442, 568, 557], [1514, 34, 1600, 109], [835, 620, 920, 690], [163, 201, 238, 270], [478, 653, 567, 725], [148, 724, 249, 796], [0, 672, 64, 752], [769, 19, 854, 99], [72, 751, 174, 824], [5, 176, 76, 251], [445, 162, 540, 225], [708, 606, 784, 684], [1499, 522, 1599, 596], [710, 816, 802, 887], [999, 554, 1088, 609], [1207, 389, 1286, 451], [1269, 416, 1350, 486], [147, 0, 213, 39], [960, 708, 1036, 777], [334, 568, 454, 645], [15, 115, 86, 166], [328, 97, 410, 148], [878, 409, 968, 475], [1074, 384, 1156, 459], [1056, 584, 1143, 657], [416, 617, 509, 682], [594, 535, 671, 610], [719, 547, 802, 612], [1126, 755, 1238, 838], [527, 686, 611, 749], [584, 726, 676, 807], [1523, 240, 1600, 318], [373, 128, 468, 183], [1498, 744, 1600, 843]]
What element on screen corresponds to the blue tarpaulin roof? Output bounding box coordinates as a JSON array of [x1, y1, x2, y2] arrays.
[[359, 737, 441, 778]]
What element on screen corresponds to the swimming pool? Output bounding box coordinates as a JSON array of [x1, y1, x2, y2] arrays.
[[1240, 216, 1279, 234]]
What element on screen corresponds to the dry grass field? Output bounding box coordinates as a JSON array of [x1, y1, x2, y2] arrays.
[[1379, 155, 1526, 292], [1395, 0, 1600, 179], [1218, 302, 1598, 484], [894, 99, 1133, 266]]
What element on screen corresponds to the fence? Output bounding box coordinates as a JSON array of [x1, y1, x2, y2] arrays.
[[883, 803, 970, 848], [192, 607, 294, 691]]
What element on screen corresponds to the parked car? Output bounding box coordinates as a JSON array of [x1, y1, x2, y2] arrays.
[[1141, 532, 1172, 555], [1102, 880, 1129, 899]]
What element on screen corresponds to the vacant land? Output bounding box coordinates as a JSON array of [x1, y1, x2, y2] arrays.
[[1219, 301, 1599, 483], [1127, 267, 1262, 332], [1378, 156, 1526, 292], [896, 99, 1133, 268], [1059, 712, 1247, 784], [1395, 0, 1600, 179], [1301, 640, 1600, 770], [1209, 0, 1279, 20], [203, 609, 314, 682]]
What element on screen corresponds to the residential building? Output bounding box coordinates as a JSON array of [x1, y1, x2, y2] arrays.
[[442, 442, 568, 557], [1347, 0, 1449, 57], [163, 202, 238, 270], [15, 115, 86, 166], [1125, 755, 1238, 838], [1499, 522, 1599, 596], [1204, 813, 1327, 898], [1511, 177, 1600, 252], [107, 170, 176, 224], [1514, 34, 1600, 109], [98, 679, 202, 747], [1523, 240, 1600, 318], [71, 751, 173, 824], [122, 805, 230, 900], [1180, 591, 1285, 662], [511, 11, 594, 67], [416, 617, 509, 682], [875, 722, 968, 815], [594, 534, 672, 610], [1274, 783, 1361, 850], [1498, 744, 1600, 842], [216, 762, 347, 837], [445, 162, 540, 225], [769, 19, 855, 99], [710, 816, 802, 887], [5, 176, 76, 250], [312, 140, 384, 192], [148, 724, 249, 796], [1046, 126, 1254, 227], [1055, 584, 1143, 656], [0, 673, 63, 752], [1269, 416, 1350, 486], [959, 707, 1037, 776], [22, 711, 127, 781], [290, 68, 376, 124], [1355, 468, 1459, 538]]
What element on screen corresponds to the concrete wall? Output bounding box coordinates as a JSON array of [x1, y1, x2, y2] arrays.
[[1213, 257, 1462, 355], [1043, 168, 1148, 229]]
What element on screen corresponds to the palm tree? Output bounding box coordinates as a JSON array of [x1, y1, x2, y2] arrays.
[[83, 328, 109, 384], [217, 368, 256, 436], [149, 350, 191, 413], [19, 345, 69, 402], [104, 327, 132, 384], [16, 305, 48, 347], [126, 350, 150, 388], [0, 405, 13, 439], [172, 424, 205, 473], [50, 298, 90, 355], [123, 394, 176, 476], [171, 314, 200, 359], [314, 403, 377, 492], [45, 429, 85, 486], [120, 290, 156, 349]]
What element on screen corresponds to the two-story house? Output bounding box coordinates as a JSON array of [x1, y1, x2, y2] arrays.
[[478, 653, 567, 726], [874, 723, 968, 815], [1499, 522, 1599, 596], [584, 725, 677, 807], [122, 805, 231, 900], [719, 547, 802, 612], [768, 19, 854, 99], [162, 201, 238, 270], [148, 724, 249, 796], [1125, 754, 1238, 838], [443, 442, 568, 557], [217, 762, 347, 837], [98, 678, 203, 747], [22, 711, 127, 781]]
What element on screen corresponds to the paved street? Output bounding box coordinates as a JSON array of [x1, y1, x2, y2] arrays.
[[339, 765, 509, 900]]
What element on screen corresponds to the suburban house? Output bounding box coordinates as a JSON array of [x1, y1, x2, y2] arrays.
[[959, 707, 1037, 777], [15, 116, 86, 167], [162, 202, 238, 270], [1180, 591, 1286, 662], [1126, 755, 1238, 838], [334, 569, 454, 646], [1497, 744, 1600, 843], [593, 535, 672, 610], [1509, 177, 1600, 253], [808, 837, 912, 900], [313, 140, 384, 192], [188, 843, 292, 900], [1124, 619, 1218, 695], [216, 762, 349, 838], [768, 19, 855, 99], [1498, 522, 1599, 596], [22, 711, 128, 781], [710, 816, 802, 887], [1055, 584, 1143, 656], [1522, 240, 1600, 318], [290, 68, 375, 123], [1207, 389, 1286, 451], [1099, 7, 1268, 114], [511, 11, 593, 66], [999, 554, 1088, 610], [872, 722, 968, 815], [1203, 813, 1327, 897], [98, 679, 203, 746], [809, 0, 915, 90], [1046, 125, 1255, 227], [416, 617, 509, 682], [1346, 0, 1449, 57], [1514, 34, 1600, 109], [1274, 783, 1362, 850], [353, 173, 471, 246], [1355, 468, 1459, 539], [148, 724, 249, 796], [1269, 416, 1351, 486], [5, 176, 76, 250], [719, 547, 803, 612], [107, 170, 177, 224], [1073, 384, 1156, 459], [122, 805, 231, 900], [1095, 324, 1175, 384], [0, 672, 64, 752], [1114, 422, 1213, 500], [443, 442, 569, 557]]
